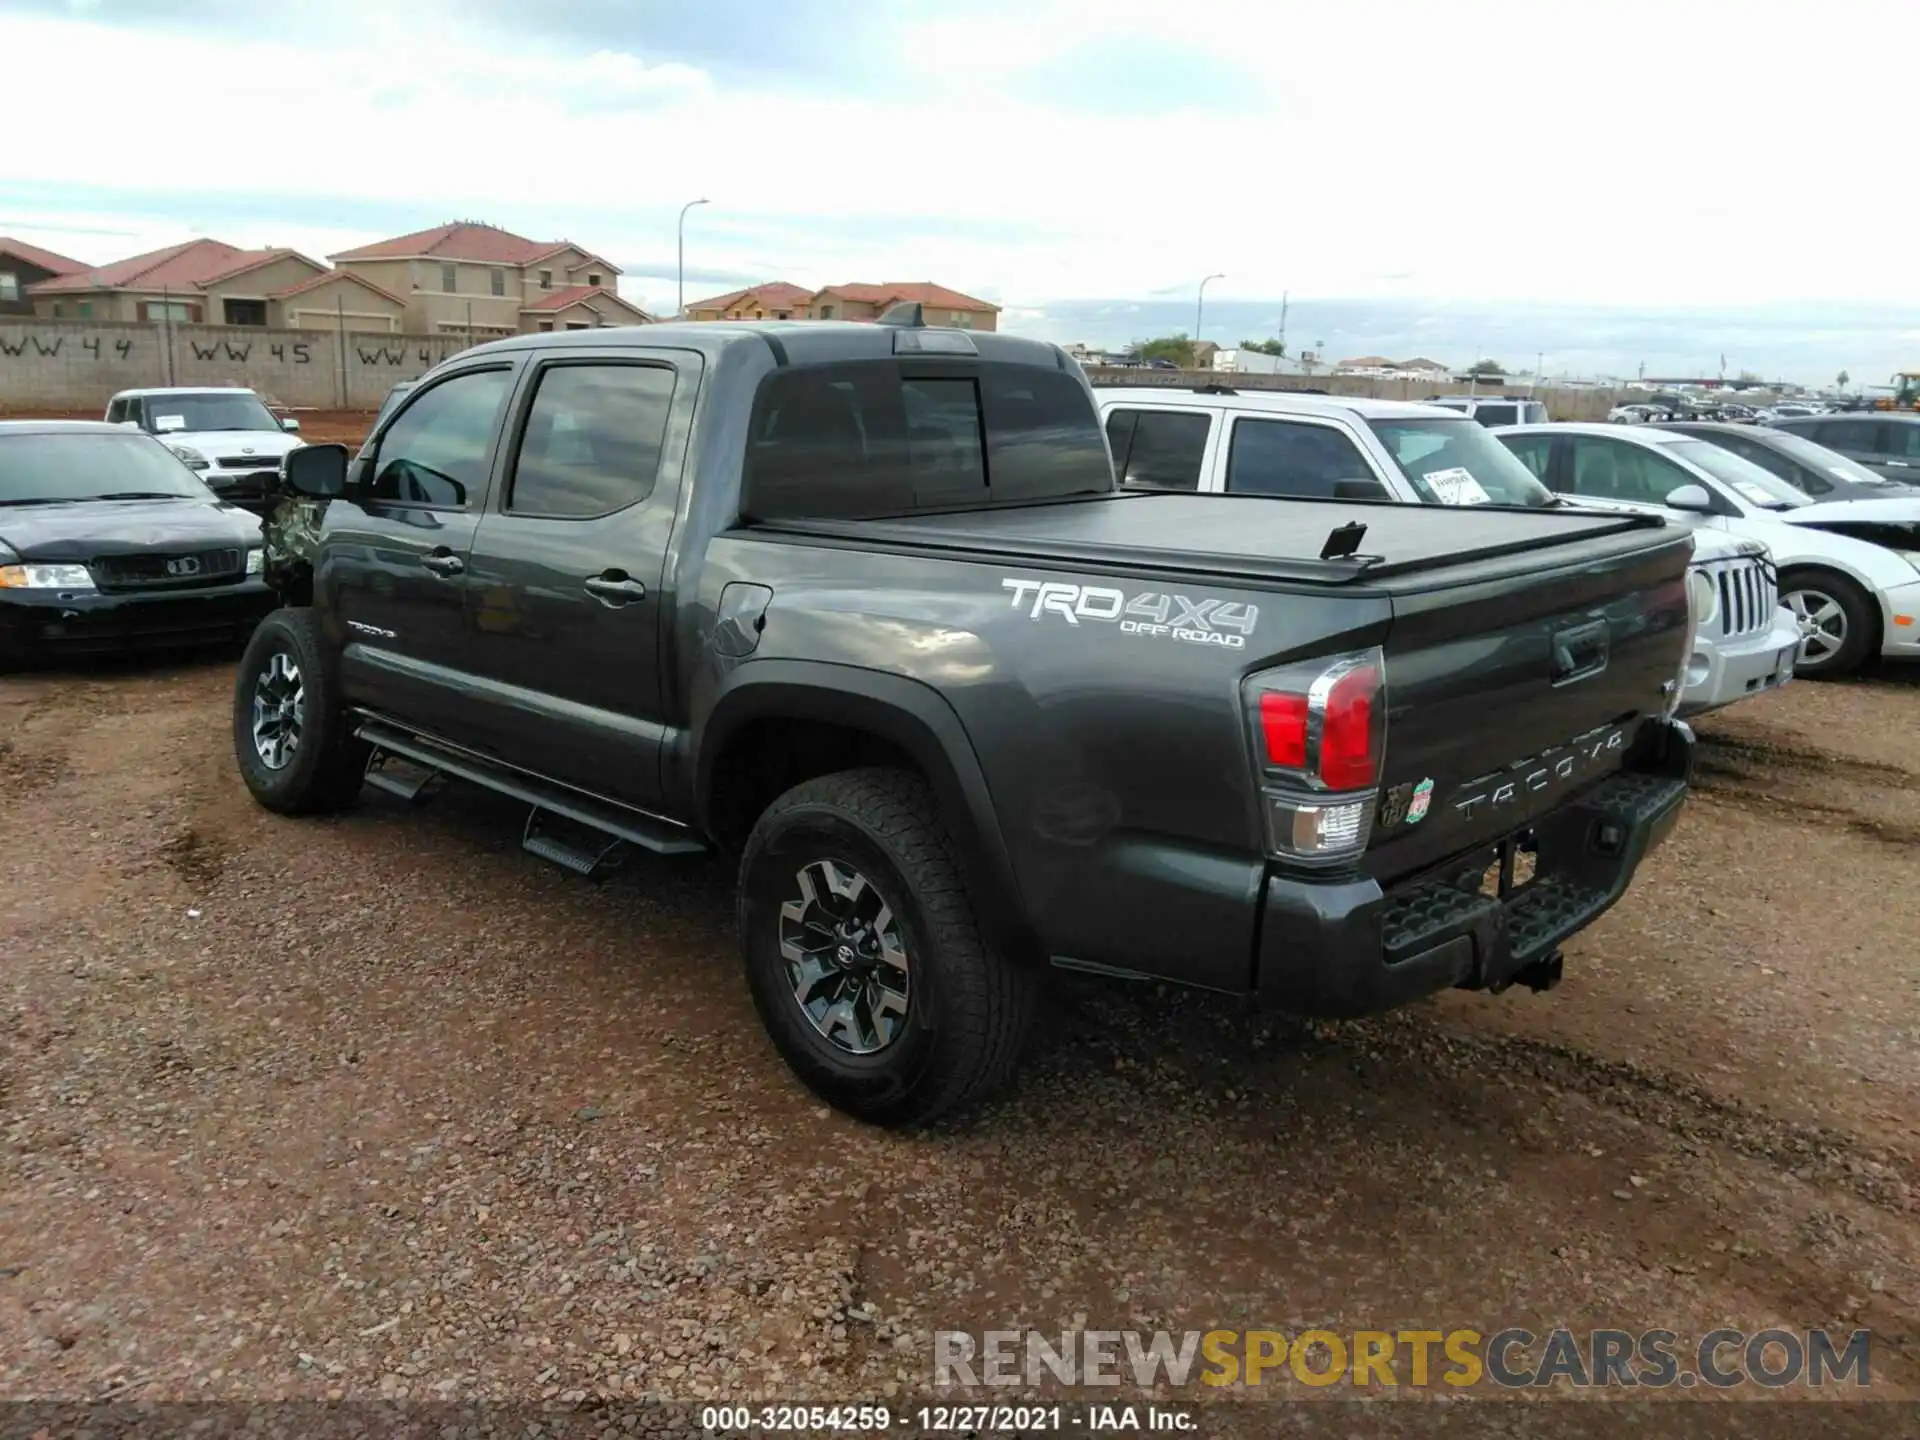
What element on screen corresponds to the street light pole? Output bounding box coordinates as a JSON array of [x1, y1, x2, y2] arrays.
[[1195, 273, 1224, 354], [677, 198, 710, 318]]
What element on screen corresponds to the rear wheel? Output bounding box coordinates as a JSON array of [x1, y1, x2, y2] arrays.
[[737, 768, 1035, 1126], [232, 608, 368, 813], [1779, 568, 1875, 679]]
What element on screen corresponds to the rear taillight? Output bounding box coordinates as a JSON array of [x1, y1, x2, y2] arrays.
[[1242, 648, 1387, 865]]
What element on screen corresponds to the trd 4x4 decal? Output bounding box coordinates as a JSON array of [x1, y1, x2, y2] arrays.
[[1000, 578, 1258, 649]]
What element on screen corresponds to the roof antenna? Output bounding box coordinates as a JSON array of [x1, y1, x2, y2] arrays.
[[1320, 520, 1368, 561]]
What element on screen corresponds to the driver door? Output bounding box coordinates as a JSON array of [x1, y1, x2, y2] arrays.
[[324, 361, 520, 742]]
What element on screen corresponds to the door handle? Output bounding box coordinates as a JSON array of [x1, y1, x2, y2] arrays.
[[421, 550, 465, 577], [584, 574, 648, 605]]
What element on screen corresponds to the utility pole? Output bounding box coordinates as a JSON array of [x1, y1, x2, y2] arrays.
[[1531, 350, 1543, 397], [677, 198, 711, 318], [1277, 289, 1288, 355]]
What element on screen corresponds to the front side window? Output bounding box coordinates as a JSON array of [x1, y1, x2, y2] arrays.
[[1665, 440, 1804, 509], [1369, 417, 1555, 506], [1107, 408, 1208, 491], [1226, 418, 1376, 498], [369, 368, 512, 508], [509, 364, 676, 517], [1565, 436, 1696, 507]]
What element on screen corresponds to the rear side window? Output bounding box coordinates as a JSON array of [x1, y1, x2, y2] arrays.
[[508, 363, 676, 517], [1472, 403, 1518, 427], [742, 361, 1110, 520], [1107, 408, 1208, 491], [1226, 418, 1377, 498], [1501, 433, 1554, 480]]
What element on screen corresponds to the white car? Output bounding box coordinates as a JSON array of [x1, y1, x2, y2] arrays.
[[1494, 422, 1920, 678], [1088, 385, 1801, 713], [105, 387, 303, 516]]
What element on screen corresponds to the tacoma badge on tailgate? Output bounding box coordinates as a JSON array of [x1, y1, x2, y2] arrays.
[[1451, 725, 1626, 822]]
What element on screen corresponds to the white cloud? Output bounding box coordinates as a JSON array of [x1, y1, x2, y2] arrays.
[[2, 0, 1916, 330]]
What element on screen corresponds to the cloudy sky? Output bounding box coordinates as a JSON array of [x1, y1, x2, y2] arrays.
[[2, 0, 1916, 383]]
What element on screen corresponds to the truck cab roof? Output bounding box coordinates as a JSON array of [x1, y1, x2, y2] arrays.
[[456, 319, 1070, 372]]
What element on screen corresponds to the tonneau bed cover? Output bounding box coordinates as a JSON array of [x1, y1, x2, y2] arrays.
[[752, 490, 1678, 588]]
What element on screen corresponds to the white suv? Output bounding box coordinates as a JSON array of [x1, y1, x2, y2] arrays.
[[1090, 384, 1800, 713], [105, 387, 303, 515]]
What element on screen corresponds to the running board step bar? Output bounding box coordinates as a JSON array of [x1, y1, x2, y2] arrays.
[[522, 808, 626, 880], [362, 749, 438, 803], [353, 718, 708, 858]]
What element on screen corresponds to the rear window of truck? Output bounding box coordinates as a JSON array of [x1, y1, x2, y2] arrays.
[[742, 361, 1113, 520]]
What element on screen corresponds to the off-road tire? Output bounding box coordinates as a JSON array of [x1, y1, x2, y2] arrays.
[[232, 607, 368, 814], [738, 767, 1035, 1126], [1779, 567, 1875, 679]]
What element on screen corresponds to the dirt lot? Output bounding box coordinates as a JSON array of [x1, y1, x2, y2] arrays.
[[1, 652, 1916, 1428]]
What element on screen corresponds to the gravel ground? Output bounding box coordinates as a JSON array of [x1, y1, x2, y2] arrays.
[[1, 653, 1915, 1431]]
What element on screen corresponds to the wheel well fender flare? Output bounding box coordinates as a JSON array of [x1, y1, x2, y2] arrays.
[[694, 660, 1038, 963]]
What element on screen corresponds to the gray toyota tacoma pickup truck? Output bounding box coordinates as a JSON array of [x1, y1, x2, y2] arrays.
[[237, 308, 1698, 1124]]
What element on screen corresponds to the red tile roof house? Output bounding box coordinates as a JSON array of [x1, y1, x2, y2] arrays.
[[684, 280, 1001, 330], [26, 238, 332, 326], [0, 237, 87, 315], [807, 282, 999, 330], [329, 222, 651, 336], [684, 282, 817, 322]]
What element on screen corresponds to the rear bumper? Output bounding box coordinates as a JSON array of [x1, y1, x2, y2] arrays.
[[1676, 608, 1801, 717], [1255, 719, 1693, 1017], [0, 580, 275, 661]]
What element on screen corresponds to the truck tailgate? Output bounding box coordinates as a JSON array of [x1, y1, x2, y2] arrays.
[[1364, 531, 1691, 885]]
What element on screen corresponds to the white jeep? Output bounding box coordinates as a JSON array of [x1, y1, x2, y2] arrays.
[[105, 387, 303, 516]]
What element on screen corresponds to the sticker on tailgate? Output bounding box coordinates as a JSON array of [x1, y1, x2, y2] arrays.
[[1000, 577, 1257, 649]]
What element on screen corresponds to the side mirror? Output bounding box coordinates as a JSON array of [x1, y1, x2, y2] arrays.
[[280, 416, 302, 433], [1334, 477, 1391, 501], [1665, 483, 1715, 513], [281, 442, 350, 499]]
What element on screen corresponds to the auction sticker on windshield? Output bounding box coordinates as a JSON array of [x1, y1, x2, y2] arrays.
[[154, 414, 186, 432], [1425, 466, 1492, 506], [1732, 481, 1778, 505]]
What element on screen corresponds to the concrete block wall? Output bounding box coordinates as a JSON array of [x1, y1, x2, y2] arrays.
[[0, 319, 479, 412]]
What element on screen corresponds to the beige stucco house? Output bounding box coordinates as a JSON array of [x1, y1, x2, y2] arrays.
[[685, 280, 1000, 330], [28, 238, 331, 326], [329, 222, 650, 336]]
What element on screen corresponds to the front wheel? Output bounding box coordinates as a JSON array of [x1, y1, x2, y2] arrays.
[[737, 768, 1035, 1126], [1779, 569, 1875, 679], [232, 608, 368, 813]]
